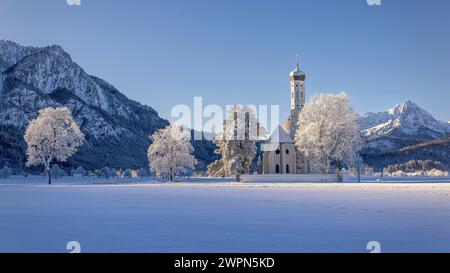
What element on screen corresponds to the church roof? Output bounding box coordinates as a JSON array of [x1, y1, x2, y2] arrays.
[[289, 68, 305, 78], [290, 56, 306, 80], [282, 117, 291, 134], [267, 125, 293, 144]]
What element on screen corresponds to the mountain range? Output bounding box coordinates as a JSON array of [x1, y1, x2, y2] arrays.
[[0, 40, 216, 171], [359, 101, 450, 170], [1, 40, 449, 172]]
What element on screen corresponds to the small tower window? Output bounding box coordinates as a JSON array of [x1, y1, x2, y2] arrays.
[[286, 149, 289, 154], [286, 165, 290, 174], [276, 165, 280, 174], [275, 149, 280, 155]]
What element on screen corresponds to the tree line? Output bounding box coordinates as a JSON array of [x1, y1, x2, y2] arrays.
[[3, 93, 365, 184]]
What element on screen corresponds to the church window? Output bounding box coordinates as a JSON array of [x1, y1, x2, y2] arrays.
[[286, 149, 289, 154], [276, 165, 280, 173], [275, 149, 280, 155], [286, 165, 290, 174]]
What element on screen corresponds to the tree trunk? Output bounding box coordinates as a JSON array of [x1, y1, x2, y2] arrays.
[[337, 161, 344, 182], [235, 173, 240, 182], [337, 171, 343, 182], [47, 168, 52, 185], [169, 167, 173, 182]]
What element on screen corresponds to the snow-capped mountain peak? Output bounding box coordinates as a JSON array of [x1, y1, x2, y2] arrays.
[[360, 101, 450, 141], [387, 100, 428, 118]]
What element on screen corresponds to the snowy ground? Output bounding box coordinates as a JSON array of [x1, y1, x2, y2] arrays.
[[1, 176, 450, 253]]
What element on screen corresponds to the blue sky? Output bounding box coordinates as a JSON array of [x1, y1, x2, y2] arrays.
[[1, 0, 449, 122]]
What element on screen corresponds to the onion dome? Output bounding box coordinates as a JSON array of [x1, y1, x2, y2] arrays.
[[290, 56, 306, 81]]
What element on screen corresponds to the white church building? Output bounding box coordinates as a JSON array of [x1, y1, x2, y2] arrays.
[[262, 58, 306, 174], [243, 58, 341, 182]]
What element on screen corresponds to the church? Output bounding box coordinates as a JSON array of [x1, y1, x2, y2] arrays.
[[262, 58, 306, 174]]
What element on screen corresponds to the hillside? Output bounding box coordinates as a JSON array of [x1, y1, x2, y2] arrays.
[[0, 40, 194, 170], [359, 101, 450, 170], [363, 135, 450, 171]]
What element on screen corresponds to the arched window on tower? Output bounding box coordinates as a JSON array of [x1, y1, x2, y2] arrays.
[[286, 165, 290, 174], [276, 165, 280, 174]]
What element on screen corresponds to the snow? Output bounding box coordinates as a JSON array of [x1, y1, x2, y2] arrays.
[[1, 176, 450, 253], [267, 125, 293, 143], [0, 40, 36, 70], [209, 105, 258, 177], [0, 74, 4, 95], [296, 93, 361, 173], [24, 107, 85, 183], [148, 124, 196, 179], [94, 83, 110, 112], [0, 40, 166, 141], [360, 101, 450, 138]]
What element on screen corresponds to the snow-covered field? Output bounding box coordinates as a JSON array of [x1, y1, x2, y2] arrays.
[[1, 176, 450, 253]]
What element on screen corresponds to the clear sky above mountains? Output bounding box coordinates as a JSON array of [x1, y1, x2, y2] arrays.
[[1, 0, 449, 122]]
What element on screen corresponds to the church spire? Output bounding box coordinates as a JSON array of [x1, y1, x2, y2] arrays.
[[295, 54, 299, 70]]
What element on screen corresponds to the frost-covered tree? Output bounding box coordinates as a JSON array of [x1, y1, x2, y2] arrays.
[[137, 168, 148, 178], [72, 166, 87, 177], [100, 167, 111, 179], [0, 166, 12, 179], [364, 165, 375, 176], [109, 168, 118, 179], [123, 168, 133, 178], [295, 93, 361, 175], [51, 164, 66, 179], [207, 159, 227, 178], [99, 167, 118, 179], [384, 160, 445, 174], [24, 107, 85, 184], [207, 105, 264, 182], [148, 124, 197, 181]]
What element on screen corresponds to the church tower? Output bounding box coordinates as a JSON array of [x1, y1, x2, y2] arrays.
[[262, 57, 307, 175], [289, 56, 306, 138]]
